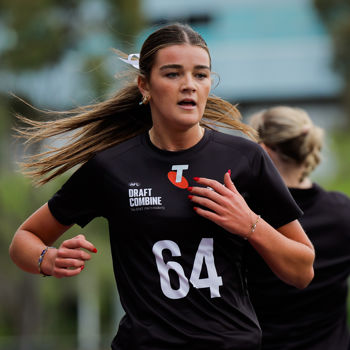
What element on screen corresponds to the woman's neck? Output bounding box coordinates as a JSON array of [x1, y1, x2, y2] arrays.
[[261, 144, 313, 189], [148, 124, 205, 151], [277, 165, 312, 189]]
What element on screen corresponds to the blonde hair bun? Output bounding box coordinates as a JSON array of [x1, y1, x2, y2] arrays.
[[249, 106, 324, 181]]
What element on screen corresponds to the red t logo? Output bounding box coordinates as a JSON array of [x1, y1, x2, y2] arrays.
[[168, 165, 189, 189]]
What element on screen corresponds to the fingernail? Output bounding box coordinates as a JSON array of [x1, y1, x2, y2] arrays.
[[93, 248, 98, 253], [193, 207, 198, 212], [188, 195, 193, 199], [81, 265, 85, 270], [193, 177, 200, 181], [228, 169, 231, 176], [187, 186, 193, 191]]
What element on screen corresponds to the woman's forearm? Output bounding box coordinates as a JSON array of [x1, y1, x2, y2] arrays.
[[10, 203, 98, 278], [248, 219, 315, 289], [9, 203, 69, 276], [9, 229, 56, 275]]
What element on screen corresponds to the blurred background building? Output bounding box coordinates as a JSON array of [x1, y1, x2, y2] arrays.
[[0, 0, 349, 349], [142, 0, 342, 104]]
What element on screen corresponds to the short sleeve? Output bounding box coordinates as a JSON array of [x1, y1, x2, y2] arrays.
[[250, 147, 303, 228], [48, 157, 103, 227]]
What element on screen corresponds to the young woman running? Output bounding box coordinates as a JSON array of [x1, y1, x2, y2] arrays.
[[10, 24, 314, 350]]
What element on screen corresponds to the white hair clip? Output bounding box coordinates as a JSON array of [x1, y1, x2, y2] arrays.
[[119, 53, 140, 69]]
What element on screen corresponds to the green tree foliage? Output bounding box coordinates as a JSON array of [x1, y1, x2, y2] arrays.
[[0, 0, 143, 71], [0, 173, 48, 350], [106, 0, 145, 49], [0, 1, 80, 70], [313, 0, 350, 121], [324, 130, 350, 196]]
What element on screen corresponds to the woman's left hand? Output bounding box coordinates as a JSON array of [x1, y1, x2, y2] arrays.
[[188, 171, 257, 239]]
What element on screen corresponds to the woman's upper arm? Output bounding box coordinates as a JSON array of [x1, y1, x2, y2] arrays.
[[18, 203, 72, 245], [277, 219, 314, 250]]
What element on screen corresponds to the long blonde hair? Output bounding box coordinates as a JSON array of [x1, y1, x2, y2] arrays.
[[15, 23, 256, 185], [249, 106, 324, 182]]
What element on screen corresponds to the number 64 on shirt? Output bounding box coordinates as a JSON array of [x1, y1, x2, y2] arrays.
[[152, 238, 223, 299]]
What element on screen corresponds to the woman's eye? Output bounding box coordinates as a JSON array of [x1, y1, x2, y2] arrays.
[[196, 73, 208, 79], [166, 72, 178, 78]]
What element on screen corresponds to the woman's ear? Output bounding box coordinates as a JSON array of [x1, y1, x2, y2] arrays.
[[137, 75, 149, 96]]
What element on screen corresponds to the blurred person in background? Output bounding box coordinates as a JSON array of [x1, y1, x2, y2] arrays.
[[9, 24, 314, 350], [248, 105, 350, 350]]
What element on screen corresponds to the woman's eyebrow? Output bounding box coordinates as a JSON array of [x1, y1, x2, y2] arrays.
[[159, 64, 182, 70], [159, 64, 210, 71], [194, 65, 211, 70]]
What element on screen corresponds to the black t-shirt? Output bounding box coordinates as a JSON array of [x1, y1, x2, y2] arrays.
[[247, 183, 350, 350], [48, 129, 302, 350]]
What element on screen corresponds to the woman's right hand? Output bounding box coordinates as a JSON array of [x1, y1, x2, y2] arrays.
[[42, 234, 97, 278]]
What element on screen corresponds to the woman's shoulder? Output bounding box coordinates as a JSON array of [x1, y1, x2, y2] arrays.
[[311, 183, 350, 207], [76, 134, 144, 176], [210, 129, 260, 153], [209, 129, 269, 171], [326, 188, 350, 206], [93, 133, 143, 163]]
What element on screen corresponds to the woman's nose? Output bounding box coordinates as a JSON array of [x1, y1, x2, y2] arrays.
[[181, 74, 196, 92]]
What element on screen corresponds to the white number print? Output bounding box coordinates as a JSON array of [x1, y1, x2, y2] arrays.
[[152, 238, 223, 300], [152, 240, 190, 299]]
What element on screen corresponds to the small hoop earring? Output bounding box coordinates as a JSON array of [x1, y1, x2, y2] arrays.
[[139, 95, 150, 105]]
